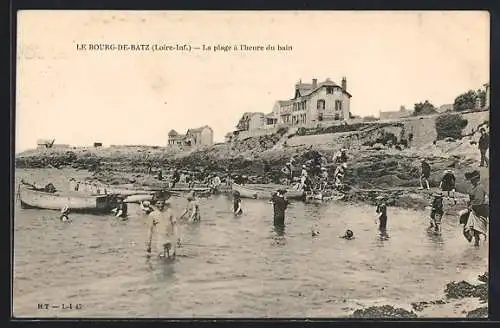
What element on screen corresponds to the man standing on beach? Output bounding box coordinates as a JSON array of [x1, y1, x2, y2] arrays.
[[272, 189, 289, 232], [419, 159, 431, 190], [171, 168, 180, 188], [478, 128, 489, 167]]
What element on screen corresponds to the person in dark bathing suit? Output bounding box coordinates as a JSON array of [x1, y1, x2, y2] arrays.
[[171, 169, 180, 188], [233, 191, 243, 216], [429, 192, 444, 233], [272, 189, 289, 231], [340, 229, 355, 240], [440, 169, 456, 198]]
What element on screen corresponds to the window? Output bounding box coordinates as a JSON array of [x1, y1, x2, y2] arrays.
[[317, 99, 326, 110], [326, 87, 334, 94], [335, 100, 342, 111], [334, 114, 340, 120], [318, 113, 323, 121]]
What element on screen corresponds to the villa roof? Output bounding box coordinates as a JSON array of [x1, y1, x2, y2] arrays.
[[187, 125, 213, 134], [168, 129, 179, 136], [293, 78, 351, 99]]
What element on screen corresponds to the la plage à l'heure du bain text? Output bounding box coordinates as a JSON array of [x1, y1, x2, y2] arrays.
[[75, 43, 293, 53]]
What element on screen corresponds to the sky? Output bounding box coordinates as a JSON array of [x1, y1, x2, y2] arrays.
[[15, 11, 489, 152]]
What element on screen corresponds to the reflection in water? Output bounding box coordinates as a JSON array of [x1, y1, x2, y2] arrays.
[[426, 229, 444, 245], [273, 225, 285, 237]]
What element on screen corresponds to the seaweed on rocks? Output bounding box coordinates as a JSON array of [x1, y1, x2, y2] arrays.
[[444, 280, 488, 302], [351, 305, 418, 318], [410, 300, 446, 312], [466, 307, 488, 318]]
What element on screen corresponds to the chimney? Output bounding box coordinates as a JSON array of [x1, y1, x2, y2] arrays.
[[312, 78, 318, 89], [341, 77, 347, 91]]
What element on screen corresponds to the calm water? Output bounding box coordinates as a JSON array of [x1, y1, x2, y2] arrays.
[[13, 169, 488, 318]]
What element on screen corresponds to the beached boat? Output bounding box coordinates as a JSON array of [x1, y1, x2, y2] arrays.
[[18, 186, 114, 213], [232, 183, 305, 200], [304, 190, 346, 204]]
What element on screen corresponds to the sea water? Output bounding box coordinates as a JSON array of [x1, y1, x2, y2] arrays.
[[13, 169, 488, 318]]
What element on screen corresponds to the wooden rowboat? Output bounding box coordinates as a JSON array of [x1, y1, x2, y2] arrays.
[[232, 183, 305, 201], [18, 186, 113, 214]]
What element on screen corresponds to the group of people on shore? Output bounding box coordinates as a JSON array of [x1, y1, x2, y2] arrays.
[[282, 148, 349, 193]]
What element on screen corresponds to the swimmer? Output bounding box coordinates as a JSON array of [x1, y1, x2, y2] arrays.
[[340, 229, 355, 240]]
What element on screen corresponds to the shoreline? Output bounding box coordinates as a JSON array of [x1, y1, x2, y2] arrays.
[[14, 165, 471, 212], [349, 271, 488, 318]]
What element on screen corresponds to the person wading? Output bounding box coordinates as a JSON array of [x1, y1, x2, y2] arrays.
[[334, 163, 347, 188], [146, 197, 181, 259], [210, 174, 222, 194], [429, 192, 444, 233], [60, 205, 71, 222], [272, 189, 289, 231], [375, 195, 388, 236], [233, 190, 243, 216], [439, 169, 456, 199], [478, 128, 489, 167], [111, 196, 128, 219], [180, 194, 201, 222], [463, 170, 489, 247], [140, 200, 154, 215]]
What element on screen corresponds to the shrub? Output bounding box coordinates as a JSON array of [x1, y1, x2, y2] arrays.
[[413, 100, 438, 116], [435, 114, 468, 140]]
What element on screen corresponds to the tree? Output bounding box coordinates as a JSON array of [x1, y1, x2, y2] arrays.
[[453, 89, 486, 112], [435, 113, 468, 140], [413, 100, 437, 116], [453, 90, 475, 111]]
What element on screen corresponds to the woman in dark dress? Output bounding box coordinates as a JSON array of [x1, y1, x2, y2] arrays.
[[233, 191, 243, 216]]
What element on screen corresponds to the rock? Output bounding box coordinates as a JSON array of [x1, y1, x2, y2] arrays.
[[478, 272, 488, 283], [466, 307, 488, 318], [351, 305, 418, 318], [444, 280, 488, 302]]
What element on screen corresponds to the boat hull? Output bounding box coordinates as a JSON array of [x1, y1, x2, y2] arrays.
[[18, 187, 112, 213], [232, 183, 304, 200]]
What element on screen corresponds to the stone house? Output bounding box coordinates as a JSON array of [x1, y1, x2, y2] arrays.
[[186, 126, 214, 146], [236, 112, 268, 131], [168, 126, 214, 148]]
